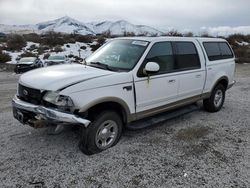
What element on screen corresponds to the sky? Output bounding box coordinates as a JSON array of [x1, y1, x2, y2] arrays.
[[0, 0, 250, 33]]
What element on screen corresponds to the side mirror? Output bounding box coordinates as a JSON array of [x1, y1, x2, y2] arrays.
[[144, 62, 160, 75]]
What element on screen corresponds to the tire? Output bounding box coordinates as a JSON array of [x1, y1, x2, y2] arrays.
[[79, 111, 123, 155], [203, 84, 226, 112]]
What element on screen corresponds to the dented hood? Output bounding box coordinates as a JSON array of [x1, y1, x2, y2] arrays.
[[19, 64, 113, 91]]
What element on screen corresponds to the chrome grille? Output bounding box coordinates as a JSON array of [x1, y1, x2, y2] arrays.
[[18, 84, 42, 105]]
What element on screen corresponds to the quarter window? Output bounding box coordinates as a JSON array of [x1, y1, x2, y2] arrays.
[[174, 42, 201, 70]]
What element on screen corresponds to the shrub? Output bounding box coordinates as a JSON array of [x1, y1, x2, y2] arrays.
[[80, 46, 87, 50], [41, 32, 65, 47], [43, 53, 50, 59], [75, 35, 93, 43], [200, 32, 213, 38], [68, 54, 74, 58], [90, 44, 101, 52], [23, 33, 41, 43], [234, 46, 250, 63], [184, 32, 194, 37], [6, 34, 26, 51], [53, 45, 63, 53], [28, 44, 38, 51], [63, 34, 76, 43], [101, 30, 111, 38], [37, 45, 50, 55], [227, 34, 250, 43], [97, 37, 106, 45], [0, 50, 11, 63], [123, 32, 136, 37], [163, 30, 183, 37], [19, 51, 37, 58]]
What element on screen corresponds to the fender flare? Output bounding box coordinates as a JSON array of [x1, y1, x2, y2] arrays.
[[79, 97, 133, 123], [211, 76, 229, 93]]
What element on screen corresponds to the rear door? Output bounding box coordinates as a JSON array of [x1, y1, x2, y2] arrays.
[[173, 41, 206, 100]]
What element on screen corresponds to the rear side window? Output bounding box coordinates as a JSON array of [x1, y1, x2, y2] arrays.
[[203, 42, 233, 61], [219, 43, 234, 59], [174, 42, 201, 70]]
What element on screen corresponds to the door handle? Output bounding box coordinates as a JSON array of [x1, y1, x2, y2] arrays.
[[168, 79, 176, 83], [195, 74, 201, 78], [123, 86, 132, 91]]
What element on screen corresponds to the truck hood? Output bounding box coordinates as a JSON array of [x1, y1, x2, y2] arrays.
[[17, 61, 34, 65], [19, 64, 113, 91], [45, 60, 64, 63]]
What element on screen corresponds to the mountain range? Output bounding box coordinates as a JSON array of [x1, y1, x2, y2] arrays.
[[0, 16, 163, 36]]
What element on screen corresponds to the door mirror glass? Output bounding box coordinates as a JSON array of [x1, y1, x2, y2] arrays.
[[144, 62, 160, 74]]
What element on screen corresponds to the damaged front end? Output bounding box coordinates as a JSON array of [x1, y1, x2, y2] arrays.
[[12, 92, 91, 128]]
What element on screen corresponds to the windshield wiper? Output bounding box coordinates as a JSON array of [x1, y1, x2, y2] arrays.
[[89, 62, 117, 71]]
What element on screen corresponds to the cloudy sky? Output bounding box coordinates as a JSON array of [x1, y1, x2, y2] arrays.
[[0, 0, 249, 32]]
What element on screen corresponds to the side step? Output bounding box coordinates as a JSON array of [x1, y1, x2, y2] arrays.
[[126, 104, 199, 130]]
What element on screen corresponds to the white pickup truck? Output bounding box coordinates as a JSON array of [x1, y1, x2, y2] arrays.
[[12, 37, 235, 154]]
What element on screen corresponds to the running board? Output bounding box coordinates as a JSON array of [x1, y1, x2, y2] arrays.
[[126, 104, 199, 130]]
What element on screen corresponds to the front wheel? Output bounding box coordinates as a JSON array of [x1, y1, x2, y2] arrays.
[[203, 84, 226, 112], [79, 111, 123, 155]]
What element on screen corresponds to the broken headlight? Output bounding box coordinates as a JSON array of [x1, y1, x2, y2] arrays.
[[43, 91, 74, 107]]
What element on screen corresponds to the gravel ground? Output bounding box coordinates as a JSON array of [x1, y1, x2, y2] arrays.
[[0, 64, 250, 188]]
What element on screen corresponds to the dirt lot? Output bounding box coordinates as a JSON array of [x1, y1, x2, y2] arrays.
[[0, 64, 250, 188]]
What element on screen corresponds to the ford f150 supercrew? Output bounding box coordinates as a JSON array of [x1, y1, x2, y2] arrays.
[[12, 37, 235, 154]]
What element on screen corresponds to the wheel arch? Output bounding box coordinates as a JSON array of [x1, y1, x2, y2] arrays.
[[211, 76, 229, 92], [79, 97, 132, 124]]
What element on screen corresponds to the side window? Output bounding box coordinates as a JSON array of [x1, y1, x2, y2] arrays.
[[219, 42, 233, 59], [203, 42, 221, 61], [138, 42, 175, 76], [203, 42, 233, 61], [174, 42, 201, 70]]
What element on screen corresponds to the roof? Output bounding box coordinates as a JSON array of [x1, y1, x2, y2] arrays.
[[116, 36, 227, 43]]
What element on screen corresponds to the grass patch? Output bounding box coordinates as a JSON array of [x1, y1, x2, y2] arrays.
[[175, 127, 210, 141]]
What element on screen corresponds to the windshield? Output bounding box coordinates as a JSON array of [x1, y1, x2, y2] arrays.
[[48, 56, 65, 60], [86, 39, 149, 71], [20, 57, 36, 62]]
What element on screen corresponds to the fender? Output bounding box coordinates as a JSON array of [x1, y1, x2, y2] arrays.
[[210, 76, 229, 93], [79, 97, 133, 122]]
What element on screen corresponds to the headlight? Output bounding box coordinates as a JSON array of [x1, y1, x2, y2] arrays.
[[43, 91, 74, 107]]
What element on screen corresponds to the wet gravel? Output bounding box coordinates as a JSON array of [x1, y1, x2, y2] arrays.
[[0, 64, 250, 188]]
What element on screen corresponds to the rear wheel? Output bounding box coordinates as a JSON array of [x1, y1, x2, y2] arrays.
[[79, 111, 123, 155], [203, 84, 226, 112]]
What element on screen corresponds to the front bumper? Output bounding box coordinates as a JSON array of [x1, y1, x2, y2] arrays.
[[15, 64, 37, 73], [12, 95, 91, 127]]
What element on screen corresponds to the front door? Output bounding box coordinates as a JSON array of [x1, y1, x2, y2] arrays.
[[134, 42, 179, 113]]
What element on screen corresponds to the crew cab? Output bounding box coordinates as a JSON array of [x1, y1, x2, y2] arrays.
[[12, 37, 235, 155]]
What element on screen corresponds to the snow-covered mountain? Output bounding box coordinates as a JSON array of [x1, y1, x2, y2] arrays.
[[89, 20, 163, 36], [36, 16, 95, 35], [0, 16, 163, 36]]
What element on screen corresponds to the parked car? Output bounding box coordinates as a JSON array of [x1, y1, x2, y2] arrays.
[[14, 57, 43, 74], [44, 55, 70, 66], [12, 37, 235, 155]]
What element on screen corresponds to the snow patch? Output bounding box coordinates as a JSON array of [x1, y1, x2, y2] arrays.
[[236, 41, 249, 46], [3, 41, 93, 64]]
